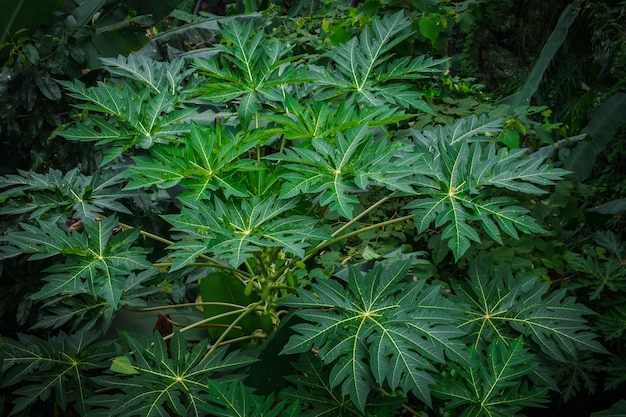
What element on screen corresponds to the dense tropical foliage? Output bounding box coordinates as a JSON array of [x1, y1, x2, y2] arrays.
[[1, 1, 625, 416]]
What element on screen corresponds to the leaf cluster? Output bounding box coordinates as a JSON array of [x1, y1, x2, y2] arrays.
[[58, 56, 194, 163], [281, 257, 606, 415], [163, 195, 329, 269], [432, 338, 550, 417], [407, 114, 569, 259], [453, 261, 607, 364], [0, 8, 615, 417], [0, 215, 155, 335], [0, 167, 131, 221]]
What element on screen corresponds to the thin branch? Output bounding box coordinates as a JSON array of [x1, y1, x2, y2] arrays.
[[125, 302, 248, 312], [331, 194, 396, 238], [377, 388, 424, 417], [163, 307, 251, 340], [199, 300, 264, 363], [303, 214, 414, 261]]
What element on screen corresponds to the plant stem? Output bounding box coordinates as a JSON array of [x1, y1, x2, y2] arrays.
[[377, 388, 423, 416], [163, 307, 251, 340], [119, 221, 174, 246], [303, 214, 414, 261], [125, 302, 247, 312], [215, 332, 268, 346], [152, 261, 250, 279], [331, 194, 396, 238], [200, 300, 264, 363], [274, 198, 410, 277]]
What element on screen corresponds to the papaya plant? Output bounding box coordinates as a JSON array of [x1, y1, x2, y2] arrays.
[[0, 11, 608, 417]]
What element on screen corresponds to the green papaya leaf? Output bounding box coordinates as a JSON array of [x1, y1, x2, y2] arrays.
[[280, 261, 470, 411]]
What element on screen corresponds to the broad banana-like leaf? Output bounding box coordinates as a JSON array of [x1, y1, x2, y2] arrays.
[[564, 92, 626, 182], [591, 400, 626, 417], [589, 198, 626, 215], [499, 3, 578, 109]]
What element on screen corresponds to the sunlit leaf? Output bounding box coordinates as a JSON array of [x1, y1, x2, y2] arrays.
[[163, 196, 329, 268], [269, 124, 417, 219], [406, 115, 569, 259], [125, 122, 256, 200], [280, 261, 470, 411], [311, 11, 447, 110], [89, 332, 256, 417]]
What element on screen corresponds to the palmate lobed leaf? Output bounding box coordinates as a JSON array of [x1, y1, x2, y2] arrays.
[[163, 195, 329, 268], [446, 114, 504, 145], [3, 216, 151, 309], [2, 331, 112, 416], [29, 293, 117, 335], [125, 122, 256, 200], [564, 231, 626, 300], [88, 332, 256, 417], [191, 19, 310, 127], [1, 219, 85, 259], [99, 55, 189, 95], [279, 261, 470, 411], [432, 338, 549, 417], [58, 79, 127, 116], [269, 123, 418, 219], [57, 55, 193, 152], [264, 96, 413, 143], [406, 115, 568, 259], [359, 84, 435, 113], [53, 114, 132, 143], [0, 167, 132, 220], [314, 11, 445, 110], [452, 260, 607, 363], [328, 11, 410, 91], [595, 305, 626, 341], [378, 54, 450, 82]]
